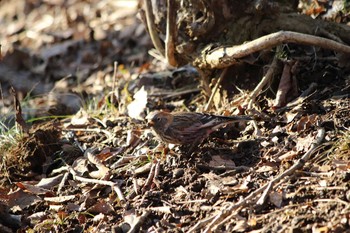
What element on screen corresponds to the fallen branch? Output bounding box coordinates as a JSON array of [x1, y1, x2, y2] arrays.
[[195, 31, 350, 69], [144, 0, 165, 57]]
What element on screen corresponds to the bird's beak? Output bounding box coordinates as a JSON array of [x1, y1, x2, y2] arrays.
[[147, 120, 154, 127]]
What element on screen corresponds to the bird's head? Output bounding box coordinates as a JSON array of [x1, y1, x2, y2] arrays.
[[146, 111, 172, 130]]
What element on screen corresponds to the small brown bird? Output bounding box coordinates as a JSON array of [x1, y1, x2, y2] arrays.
[[147, 111, 253, 145]]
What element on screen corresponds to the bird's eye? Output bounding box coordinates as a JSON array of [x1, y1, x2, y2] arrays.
[[156, 117, 161, 122]]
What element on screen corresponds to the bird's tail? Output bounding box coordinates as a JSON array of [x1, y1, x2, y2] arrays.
[[198, 113, 253, 130], [219, 115, 253, 121]]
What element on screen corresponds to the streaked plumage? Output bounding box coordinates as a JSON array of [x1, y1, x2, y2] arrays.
[[147, 111, 252, 145]]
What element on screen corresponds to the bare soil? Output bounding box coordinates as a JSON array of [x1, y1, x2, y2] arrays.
[[0, 1, 349, 232]]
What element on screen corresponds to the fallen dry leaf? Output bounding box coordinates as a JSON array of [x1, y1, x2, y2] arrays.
[[274, 61, 298, 108], [269, 190, 283, 208], [296, 134, 314, 152], [127, 86, 148, 120], [208, 155, 236, 168]]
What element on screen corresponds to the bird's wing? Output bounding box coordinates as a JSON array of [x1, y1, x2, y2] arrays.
[[198, 114, 252, 129], [195, 113, 226, 129], [172, 112, 204, 129]]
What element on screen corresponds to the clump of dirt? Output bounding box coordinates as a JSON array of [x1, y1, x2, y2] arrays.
[[4, 121, 62, 181]]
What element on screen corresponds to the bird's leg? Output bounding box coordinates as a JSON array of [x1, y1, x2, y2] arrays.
[[152, 142, 167, 153], [152, 143, 180, 160], [186, 133, 208, 156], [187, 142, 200, 156]]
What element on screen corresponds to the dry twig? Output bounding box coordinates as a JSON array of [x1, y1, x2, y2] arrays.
[[248, 56, 279, 110], [142, 161, 157, 193], [128, 210, 151, 233], [204, 68, 228, 111], [67, 165, 126, 203]]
